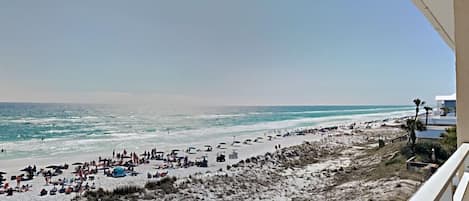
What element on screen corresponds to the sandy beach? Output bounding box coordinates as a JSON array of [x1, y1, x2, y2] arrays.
[[0, 115, 414, 201], [0, 115, 416, 201]]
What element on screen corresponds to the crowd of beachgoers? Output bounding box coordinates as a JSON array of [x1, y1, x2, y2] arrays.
[[0, 116, 412, 201]]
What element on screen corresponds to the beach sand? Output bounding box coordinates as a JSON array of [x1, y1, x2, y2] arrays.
[[0, 118, 407, 201]]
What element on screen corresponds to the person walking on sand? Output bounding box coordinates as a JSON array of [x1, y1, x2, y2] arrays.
[[16, 175, 21, 187]]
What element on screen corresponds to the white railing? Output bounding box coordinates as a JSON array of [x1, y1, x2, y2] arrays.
[[410, 143, 469, 201]]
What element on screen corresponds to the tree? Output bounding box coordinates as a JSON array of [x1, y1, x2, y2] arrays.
[[424, 106, 433, 125], [440, 127, 457, 154], [403, 98, 427, 151], [402, 119, 425, 151], [402, 119, 416, 146], [413, 98, 426, 121]]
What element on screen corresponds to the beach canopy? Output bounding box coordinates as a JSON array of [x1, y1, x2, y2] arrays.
[[72, 162, 84, 166], [125, 163, 137, 167], [20, 167, 31, 172], [0, 171, 6, 175], [112, 167, 126, 178], [97, 167, 109, 170], [46, 165, 60, 169]]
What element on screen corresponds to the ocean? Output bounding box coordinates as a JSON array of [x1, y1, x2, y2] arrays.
[[0, 103, 413, 160]]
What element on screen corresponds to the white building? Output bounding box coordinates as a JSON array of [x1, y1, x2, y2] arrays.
[[436, 93, 457, 116]]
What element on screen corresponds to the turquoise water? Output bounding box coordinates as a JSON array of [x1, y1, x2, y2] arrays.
[[0, 103, 413, 160]]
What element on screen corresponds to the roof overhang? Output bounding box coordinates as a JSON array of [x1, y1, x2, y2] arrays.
[[436, 93, 457, 101], [412, 0, 455, 51]]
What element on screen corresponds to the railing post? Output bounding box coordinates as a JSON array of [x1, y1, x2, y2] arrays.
[[440, 182, 453, 201]]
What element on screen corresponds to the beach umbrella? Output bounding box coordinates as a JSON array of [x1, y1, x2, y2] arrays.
[[46, 165, 60, 169], [219, 142, 226, 145], [171, 149, 180, 152], [112, 167, 126, 178], [20, 167, 31, 172], [11, 174, 24, 180], [256, 137, 263, 139], [72, 162, 84, 166], [0, 171, 6, 175], [204, 145, 212, 147], [97, 167, 109, 171], [245, 139, 252, 142], [233, 141, 241, 144], [125, 163, 137, 167]]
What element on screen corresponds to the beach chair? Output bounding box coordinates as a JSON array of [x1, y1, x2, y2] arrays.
[[59, 186, 65, 194], [229, 150, 238, 160], [6, 188, 13, 196], [40, 189, 48, 196], [50, 187, 57, 195], [216, 152, 226, 162]]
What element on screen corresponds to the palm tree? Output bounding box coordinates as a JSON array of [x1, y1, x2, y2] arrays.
[[403, 98, 426, 151], [413, 98, 426, 121], [424, 106, 433, 125], [402, 119, 417, 146]]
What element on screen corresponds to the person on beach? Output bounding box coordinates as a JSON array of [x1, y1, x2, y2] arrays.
[[16, 175, 21, 187]]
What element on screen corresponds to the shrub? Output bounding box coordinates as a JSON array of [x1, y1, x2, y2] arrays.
[[400, 145, 413, 158], [441, 127, 457, 154], [384, 158, 401, 166], [112, 185, 144, 195], [400, 141, 450, 164], [144, 176, 178, 194]]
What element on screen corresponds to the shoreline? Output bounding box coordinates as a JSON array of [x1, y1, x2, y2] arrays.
[[1, 115, 410, 201]]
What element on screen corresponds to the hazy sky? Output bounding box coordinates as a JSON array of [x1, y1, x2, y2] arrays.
[[0, 0, 455, 106]]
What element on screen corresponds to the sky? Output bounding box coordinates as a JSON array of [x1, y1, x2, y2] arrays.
[[0, 0, 455, 106]]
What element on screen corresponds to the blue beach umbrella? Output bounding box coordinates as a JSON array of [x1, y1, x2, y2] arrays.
[[112, 167, 126, 178]]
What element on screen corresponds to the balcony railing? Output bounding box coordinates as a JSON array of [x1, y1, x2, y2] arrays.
[[410, 143, 469, 201]]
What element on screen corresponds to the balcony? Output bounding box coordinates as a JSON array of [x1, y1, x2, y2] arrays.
[[410, 143, 469, 201]]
